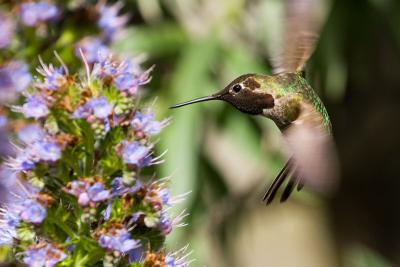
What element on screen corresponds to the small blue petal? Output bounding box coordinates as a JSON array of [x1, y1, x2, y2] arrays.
[[122, 141, 151, 167]]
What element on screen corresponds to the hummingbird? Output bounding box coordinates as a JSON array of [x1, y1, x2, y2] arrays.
[[170, 0, 338, 204]]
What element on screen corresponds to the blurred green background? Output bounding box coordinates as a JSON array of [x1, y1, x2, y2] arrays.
[[115, 0, 399, 266], [1, 0, 399, 266]]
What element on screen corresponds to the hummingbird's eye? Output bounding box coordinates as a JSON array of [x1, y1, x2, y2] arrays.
[[232, 84, 242, 93]]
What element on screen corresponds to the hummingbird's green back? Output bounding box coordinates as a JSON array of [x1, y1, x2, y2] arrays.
[[255, 73, 332, 133]]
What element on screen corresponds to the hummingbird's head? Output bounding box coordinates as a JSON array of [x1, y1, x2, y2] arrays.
[[170, 74, 275, 115]]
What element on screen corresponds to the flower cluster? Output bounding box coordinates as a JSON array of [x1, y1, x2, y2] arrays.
[[0, 53, 189, 267], [0, 1, 129, 106], [7, 123, 62, 171], [0, 1, 190, 266]]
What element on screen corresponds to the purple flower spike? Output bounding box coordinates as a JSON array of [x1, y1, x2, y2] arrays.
[[21, 95, 49, 119], [122, 141, 152, 167], [19, 199, 46, 224], [20, 2, 59, 27]]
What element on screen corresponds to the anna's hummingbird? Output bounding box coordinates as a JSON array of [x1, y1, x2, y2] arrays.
[[170, 0, 338, 204]]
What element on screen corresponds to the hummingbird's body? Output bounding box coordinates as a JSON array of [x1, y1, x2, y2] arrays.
[[245, 73, 331, 132], [171, 0, 338, 204]]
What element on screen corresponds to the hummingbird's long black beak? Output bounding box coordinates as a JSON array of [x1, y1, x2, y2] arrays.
[[169, 95, 219, 109]]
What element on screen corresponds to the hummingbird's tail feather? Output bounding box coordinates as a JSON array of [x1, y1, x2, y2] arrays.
[[263, 158, 294, 204], [263, 158, 305, 204], [280, 173, 301, 202], [297, 179, 305, 191]]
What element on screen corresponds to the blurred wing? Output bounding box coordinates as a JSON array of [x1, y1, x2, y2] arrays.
[[272, 0, 319, 74], [282, 102, 339, 195]]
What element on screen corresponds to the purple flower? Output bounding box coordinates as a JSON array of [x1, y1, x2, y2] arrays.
[[111, 177, 142, 196], [0, 227, 16, 245], [31, 140, 61, 162], [19, 199, 46, 224], [165, 253, 190, 267], [6, 136, 62, 171], [132, 111, 167, 136], [157, 188, 170, 206], [18, 124, 45, 144], [23, 243, 66, 267], [93, 54, 124, 79], [73, 104, 92, 119], [73, 97, 113, 120], [0, 212, 18, 245], [88, 97, 113, 119], [10, 154, 36, 171], [0, 116, 6, 128], [75, 37, 109, 64], [8, 62, 32, 93], [114, 66, 153, 94], [3, 213, 20, 228], [38, 68, 66, 91], [65, 180, 110, 206], [0, 61, 31, 102], [122, 141, 152, 167], [128, 246, 145, 263], [97, 2, 128, 40], [19, 2, 59, 27], [0, 12, 15, 49], [114, 73, 139, 93], [87, 182, 111, 202], [104, 203, 112, 220], [158, 212, 172, 235], [130, 212, 144, 223], [166, 256, 177, 267], [21, 95, 49, 119], [98, 227, 140, 253]]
